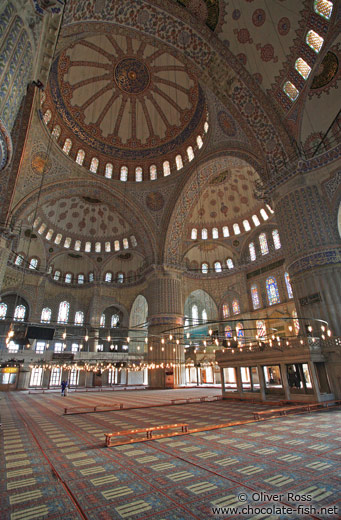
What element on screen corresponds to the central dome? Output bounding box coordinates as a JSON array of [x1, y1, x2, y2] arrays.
[[114, 58, 150, 94]]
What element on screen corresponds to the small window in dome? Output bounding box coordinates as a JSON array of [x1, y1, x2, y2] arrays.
[[90, 157, 99, 173], [314, 0, 333, 20], [105, 242, 111, 252], [95, 242, 101, 253], [175, 155, 183, 170], [150, 164, 157, 180], [33, 217, 41, 228], [212, 228, 219, 239], [259, 232, 269, 255], [46, 229, 53, 241], [74, 240, 81, 251], [233, 223, 240, 235], [15, 254, 24, 266], [62, 138, 72, 155], [272, 229, 281, 249], [54, 234, 62, 245], [191, 228, 197, 240], [135, 166, 142, 182], [283, 81, 299, 101], [89, 272, 94, 282], [76, 149, 85, 165], [222, 226, 229, 237], [43, 110, 51, 125], [214, 261, 222, 273], [295, 58, 312, 80], [249, 242, 256, 261], [266, 204, 274, 214], [64, 237, 71, 249], [243, 219, 251, 231], [187, 146, 194, 162], [130, 235, 137, 247], [120, 166, 128, 181], [54, 270, 61, 281], [252, 214, 260, 226], [29, 257, 38, 269], [204, 121, 209, 133], [196, 135, 203, 149], [123, 238, 129, 249], [163, 161, 170, 176], [260, 208, 268, 221], [38, 223, 46, 235], [51, 125, 61, 139], [201, 228, 208, 240], [114, 240, 120, 251], [85, 242, 91, 252], [105, 163, 113, 179], [40, 92, 46, 105], [117, 272, 124, 283], [226, 258, 234, 269], [201, 262, 208, 274], [105, 272, 112, 282], [306, 30, 324, 53], [65, 273, 72, 284], [78, 274, 84, 284]]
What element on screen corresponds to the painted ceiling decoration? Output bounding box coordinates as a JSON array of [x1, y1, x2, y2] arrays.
[[175, 0, 222, 32]]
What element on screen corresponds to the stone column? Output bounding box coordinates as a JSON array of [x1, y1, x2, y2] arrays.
[[145, 268, 184, 388], [257, 364, 266, 401], [235, 367, 243, 397], [274, 177, 341, 335], [280, 363, 291, 401]]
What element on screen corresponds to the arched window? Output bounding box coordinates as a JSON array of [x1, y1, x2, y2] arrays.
[[201, 262, 208, 274], [233, 223, 240, 235], [292, 310, 300, 335], [163, 161, 170, 176], [266, 277, 280, 305], [175, 155, 183, 170], [191, 304, 199, 325], [196, 135, 203, 149], [41, 307, 51, 323], [15, 254, 24, 266], [100, 314, 105, 327], [117, 272, 124, 283], [232, 299, 240, 315], [90, 157, 99, 173], [38, 223, 46, 235], [252, 214, 260, 226], [74, 240, 81, 251], [130, 236, 137, 247], [40, 92, 46, 105], [111, 314, 120, 328], [243, 220, 251, 232], [191, 228, 197, 240], [314, 0, 333, 20], [212, 228, 219, 239], [260, 208, 268, 221], [123, 238, 129, 249], [222, 304, 229, 318], [0, 302, 7, 319], [29, 257, 38, 270], [249, 242, 256, 261], [95, 242, 101, 253], [14, 305, 26, 322], [272, 229, 281, 249], [224, 325, 232, 338], [114, 240, 120, 251], [76, 149, 85, 165], [150, 164, 157, 180], [88, 272, 94, 282], [256, 320, 266, 339], [259, 233, 269, 255], [105, 242, 111, 253], [74, 311, 84, 326], [201, 228, 208, 240], [64, 237, 71, 249], [77, 274, 84, 284], [54, 234, 62, 245], [135, 166, 142, 182], [295, 58, 311, 80], [65, 273, 72, 284], [62, 138, 72, 155], [285, 272, 293, 299], [51, 125, 61, 139], [46, 229, 53, 241], [105, 163, 113, 179], [214, 261, 222, 273], [120, 166, 128, 181], [222, 226, 229, 237], [43, 109, 51, 125], [54, 270, 61, 281], [251, 284, 261, 310], [105, 272, 112, 282], [85, 242, 91, 252], [57, 301, 69, 324], [202, 309, 207, 322], [306, 30, 324, 53], [187, 146, 194, 161], [204, 121, 209, 133], [236, 323, 244, 338], [33, 217, 41, 228], [226, 258, 234, 269]]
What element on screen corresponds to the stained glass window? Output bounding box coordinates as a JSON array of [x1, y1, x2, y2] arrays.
[[135, 166, 143, 182], [176, 155, 183, 170], [202, 228, 208, 240], [150, 164, 157, 180], [90, 157, 99, 173], [120, 166, 128, 181], [285, 272, 293, 299], [243, 219, 251, 231], [191, 228, 197, 240], [163, 161, 170, 176], [283, 81, 299, 101], [57, 301, 69, 324], [202, 309, 207, 322], [114, 240, 120, 251], [252, 214, 260, 226], [295, 58, 312, 80], [266, 277, 280, 305], [95, 242, 101, 253], [33, 217, 41, 228], [105, 272, 112, 282], [272, 229, 281, 249], [260, 208, 268, 221], [306, 30, 324, 53], [214, 261, 222, 273], [111, 314, 119, 328], [222, 226, 229, 237], [43, 109, 51, 124], [201, 263, 208, 274], [54, 270, 61, 281], [74, 311, 84, 326], [89, 272, 94, 282], [41, 307, 51, 323], [65, 273, 72, 284], [224, 325, 232, 338], [64, 237, 71, 249], [62, 138, 72, 155], [256, 320, 266, 339], [226, 258, 234, 269], [212, 228, 219, 239], [0, 303, 7, 319], [78, 274, 84, 284], [15, 254, 24, 266], [14, 304, 26, 321], [105, 163, 113, 178], [192, 304, 199, 325], [314, 0, 333, 19], [249, 242, 256, 261], [76, 149, 85, 165], [29, 257, 38, 269], [100, 314, 105, 327], [233, 223, 241, 235], [236, 323, 244, 338], [222, 304, 229, 318], [117, 272, 124, 283], [251, 284, 261, 309], [123, 238, 129, 249], [130, 235, 137, 247], [259, 233, 269, 255], [204, 121, 209, 133], [105, 242, 111, 252], [54, 234, 62, 245], [51, 125, 61, 139], [197, 135, 203, 149], [292, 310, 300, 335], [85, 242, 91, 252], [74, 240, 81, 251], [232, 299, 240, 315], [46, 229, 53, 240], [187, 146, 194, 161]]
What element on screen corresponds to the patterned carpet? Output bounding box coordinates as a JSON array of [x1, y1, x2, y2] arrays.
[[1, 389, 340, 520]]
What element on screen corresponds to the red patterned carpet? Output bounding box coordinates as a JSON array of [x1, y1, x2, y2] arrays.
[[1, 389, 340, 520]]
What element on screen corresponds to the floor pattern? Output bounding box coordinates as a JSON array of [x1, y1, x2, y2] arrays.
[[1, 390, 340, 520]]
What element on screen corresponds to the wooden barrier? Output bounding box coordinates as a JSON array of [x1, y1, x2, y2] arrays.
[[170, 395, 222, 405], [253, 399, 341, 421], [64, 403, 124, 415], [105, 423, 189, 447]]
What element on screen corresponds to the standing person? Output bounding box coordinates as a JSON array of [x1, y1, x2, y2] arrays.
[[64, 380, 68, 396], [61, 380, 66, 397]]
